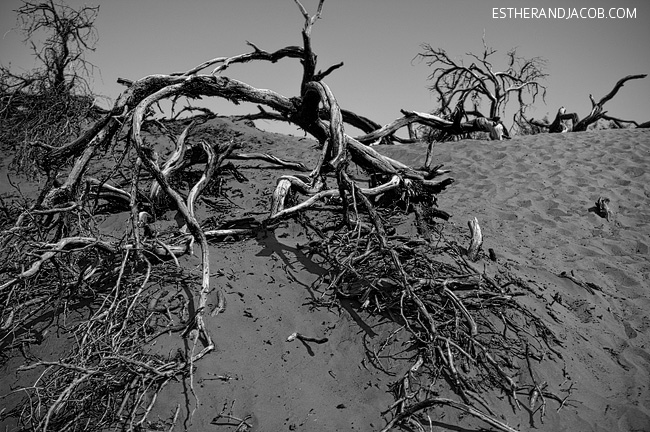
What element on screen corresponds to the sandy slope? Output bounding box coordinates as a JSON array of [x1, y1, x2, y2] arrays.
[[141, 119, 401, 431], [377, 128, 650, 432], [150, 123, 649, 431], [1, 119, 648, 431]]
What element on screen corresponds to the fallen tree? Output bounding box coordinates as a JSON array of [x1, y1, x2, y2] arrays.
[[526, 74, 647, 132], [1, 1, 567, 430]]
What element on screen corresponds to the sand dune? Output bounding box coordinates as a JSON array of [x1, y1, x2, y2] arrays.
[[377, 128, 650, 431], [171, 124, 650, 431], [1, 119, 648, 431]]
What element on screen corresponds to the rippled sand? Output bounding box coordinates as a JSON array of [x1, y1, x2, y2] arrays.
[[378, 128, 650, 431]]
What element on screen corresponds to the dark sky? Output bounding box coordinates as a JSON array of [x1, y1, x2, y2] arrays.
[[2, 0, 648, 134]]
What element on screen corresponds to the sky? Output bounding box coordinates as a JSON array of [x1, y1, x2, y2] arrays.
[[1, 0, 648, 136]]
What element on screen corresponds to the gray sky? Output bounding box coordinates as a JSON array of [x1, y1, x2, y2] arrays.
[[2, 0, 648, 135]]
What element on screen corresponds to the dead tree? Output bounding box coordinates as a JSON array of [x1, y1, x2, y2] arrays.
[[230, 36, 544, 144], [527, 74, 647, 133], [1, 2, 569, 431], [1, 1, 453, 427], [572, 74, 647, 131], [9, 0, 100, 93], [415, 36, 547, 125], [0, 0, 101, 182]]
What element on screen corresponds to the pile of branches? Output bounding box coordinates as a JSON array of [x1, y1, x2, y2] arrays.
[[0, 82, 100, 179], [0, 117, 234, 429], [299, 201, 570, 430], [0, 0, 570, 430], [1, 247, 198, 430]]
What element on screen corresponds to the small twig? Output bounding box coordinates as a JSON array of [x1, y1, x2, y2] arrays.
[[41, 372, 94, 432], [525, 343, 547, 423], [558, 271, 596, 295], [380, 397, 521, 432], [168, 404, 181, 432], [286, 331, 329, 344]]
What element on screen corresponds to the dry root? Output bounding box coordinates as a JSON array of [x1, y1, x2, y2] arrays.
[[296, 195, 568, 431]]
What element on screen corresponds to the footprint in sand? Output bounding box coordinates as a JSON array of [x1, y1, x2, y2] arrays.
[[623, 322, 637, 339]]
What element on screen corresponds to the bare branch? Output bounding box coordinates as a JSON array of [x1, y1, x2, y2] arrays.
[[415, 39, 547, 137], [572, 74, 647, 131], [596, 74, 646, 107], [14, 0, 99, 91]]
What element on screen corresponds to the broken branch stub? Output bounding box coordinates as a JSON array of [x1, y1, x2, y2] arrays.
[[595, 197, 613, 221], [467, 217, 483, 261]]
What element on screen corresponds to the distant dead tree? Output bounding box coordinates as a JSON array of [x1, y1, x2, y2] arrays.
[[526, 74, 648, 132], [415, 36, 548, 128], [10, 0, 100, 93], [0, 0, 101, 177], [231, 36, 545, 144]]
